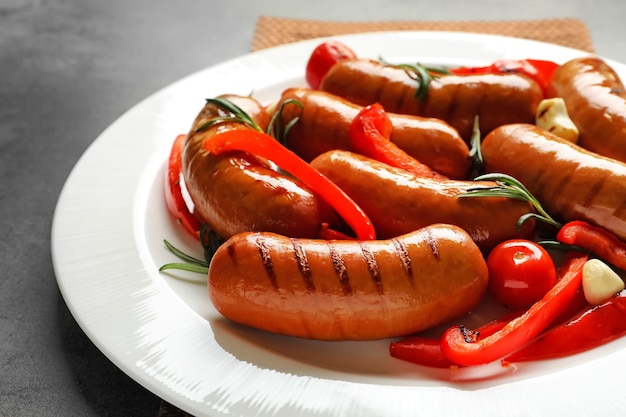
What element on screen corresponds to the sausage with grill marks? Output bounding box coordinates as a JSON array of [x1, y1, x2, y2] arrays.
[[310, 150, 535, 253], [208, 224, 488, 340], [276, 87, 471, 179], [319, 58, 544, 142], [481, 123, 626, 241], [182, 94, 337, 239]]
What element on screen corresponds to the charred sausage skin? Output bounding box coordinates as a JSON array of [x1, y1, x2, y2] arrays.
[[547, 56, 626, 163], [277, 87, 471, 179], [310, 150, 535, 253], [182, 94, 337, 239], [482, 123, 626, 242], [319, 58, 544, 142], [208, 225, 488, 340]]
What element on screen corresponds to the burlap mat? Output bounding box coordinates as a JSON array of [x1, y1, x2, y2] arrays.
[[252, 16, 595, 52], [158, 15, 594, 417]]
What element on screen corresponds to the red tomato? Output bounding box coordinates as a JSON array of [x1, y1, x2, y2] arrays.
[[305, 40, 357, 89], [486, 239, 557, 309]]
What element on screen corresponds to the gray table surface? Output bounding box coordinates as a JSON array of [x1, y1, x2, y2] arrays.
[[3, 0, 626, 416]]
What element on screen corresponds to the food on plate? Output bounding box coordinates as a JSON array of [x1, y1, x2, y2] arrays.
[[207, 224, 488, 340], [547, 56, 626, 163], [348, 103, 447, 179], [439, 252, 587, 366], [181, 94, 338, 239], [275, 87, 471, 179], [310, 149, 535, 252], [504, 290, 626, 362], [160, 39, 626, 371], [486, 239, 557, 309], [481, 123, 626, 242], [202, 127, 376, 240], [305, 40, 357, 90], [318, 58, 544, 141], [448, 58, 559, 95], [534, 97, 579, 143]]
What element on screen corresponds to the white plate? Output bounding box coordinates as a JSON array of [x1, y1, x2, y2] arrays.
[[51, 31, 626, 417]]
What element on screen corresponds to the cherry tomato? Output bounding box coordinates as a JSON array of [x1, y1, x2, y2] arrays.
[[305, 40, 357, 90], [486, 239, 556, 309]]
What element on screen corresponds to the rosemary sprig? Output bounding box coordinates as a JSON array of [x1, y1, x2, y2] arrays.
[[380, 57, 440, 101], [537, 240, 587, 253], [195, 97, 264, 133], [460, 173, 562, 230], [468, 115, 484, 179], [395, 62, 434, 100], [266, 98, 303, 146], [159, 225, 224, 275]]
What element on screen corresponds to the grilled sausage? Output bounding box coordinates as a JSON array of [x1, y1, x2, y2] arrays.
[[481, 123, 626, 242], [546, 56, 626, 163], [277, 87, 471, 179], [319, 58, 544, 142], [182, 94, 337, 239], [208, 225, 489, 340], [309, 150, 535, 253]]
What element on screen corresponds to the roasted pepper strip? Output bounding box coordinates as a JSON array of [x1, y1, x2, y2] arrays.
[[557, 220, 626, 270], [449, 59, 559, 95], [505, 292, 626, 362], [165, 134, 202, 239], [348, 103, 445, 179], [439, 252, 588, 366], [203, 129, 376, 240], [390, 309, 524, 368]]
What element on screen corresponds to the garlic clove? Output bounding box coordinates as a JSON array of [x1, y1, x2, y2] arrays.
[[582, 259, 625, 305]]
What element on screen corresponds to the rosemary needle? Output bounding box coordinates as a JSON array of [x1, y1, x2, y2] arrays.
[[460, 173, 562, 230]]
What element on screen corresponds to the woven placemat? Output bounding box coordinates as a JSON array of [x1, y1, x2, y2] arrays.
[[252, 16, 595, 52], [158, 15, 594, 417]]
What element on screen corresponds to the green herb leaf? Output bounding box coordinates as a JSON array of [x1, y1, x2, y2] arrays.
[[159, 262, 209, 274], [460, 173, 562, 229], [159, 225, 225, 275], [468, 115, 484, 179], [537, 240, 588, 253], [380, 58, 438, 101], [195, 97, 263, 133], [267, 98, 303, 146]]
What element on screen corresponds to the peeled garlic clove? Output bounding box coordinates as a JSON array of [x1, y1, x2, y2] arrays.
[[582, 259, 625, 305], [536, 97, 579, 143]]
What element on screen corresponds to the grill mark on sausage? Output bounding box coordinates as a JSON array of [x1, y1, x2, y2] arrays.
[[226, 243, 237, 267], [328, 242, 352, 295], [255, 236, 278, 290], [392, 238, 414, 285], [424, 228, 441, 260], [582, 175, 609, 211], [291, 239, 315, 292], [359, 242, 383, 294]]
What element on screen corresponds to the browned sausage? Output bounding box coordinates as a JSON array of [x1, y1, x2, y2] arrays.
[[547, 56, 626, 163], [276, 87, 471, 179], [208, 224, 488, 340], [182, 95, 337, 239], [309, 150, 535, 253], [319, 58, 544, 142], [482, 123, 626, 242]]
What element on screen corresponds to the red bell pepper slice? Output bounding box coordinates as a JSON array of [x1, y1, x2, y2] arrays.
[[348, 103, 446, 179], [505, 292, 626, 362], [203, 129, 376, 241], [439, 252, 588, 366], [165, 134, 202, 239], [557, 220, 626, 270], [389, 310, 522, 368], [449, 59, 559, 95]]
